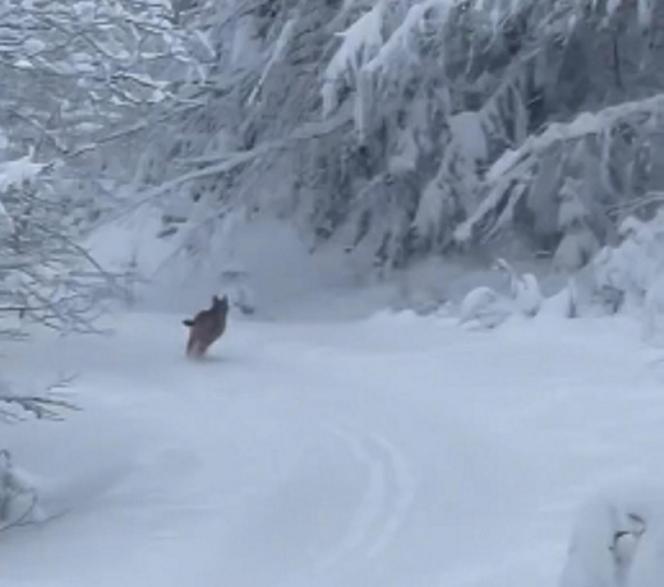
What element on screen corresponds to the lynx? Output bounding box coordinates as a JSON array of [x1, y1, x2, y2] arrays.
[[183, 295, 229, 358]]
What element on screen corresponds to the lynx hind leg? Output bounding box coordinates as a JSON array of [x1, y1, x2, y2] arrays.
[[197, 339, 213, 357], [186, 335, 202, 358]]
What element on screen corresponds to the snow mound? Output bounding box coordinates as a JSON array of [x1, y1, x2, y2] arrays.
[[560, 482, 664, 587], [458, 286, 512, 329], [458, 259, 543, 328], [592, 210, 664, 339]]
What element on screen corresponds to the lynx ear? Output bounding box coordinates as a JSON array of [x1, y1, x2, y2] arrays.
[[183, 319, 194, 327]]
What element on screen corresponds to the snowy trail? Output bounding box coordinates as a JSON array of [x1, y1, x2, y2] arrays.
[[2, 311, 663, 586]]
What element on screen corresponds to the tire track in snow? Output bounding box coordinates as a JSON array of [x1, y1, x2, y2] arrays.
[[366, 432, 416, 559], [314, 425, 416, 571], [314, 426, 386, 571]]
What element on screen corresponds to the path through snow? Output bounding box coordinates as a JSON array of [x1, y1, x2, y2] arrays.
[[2, 310, 663, 586]]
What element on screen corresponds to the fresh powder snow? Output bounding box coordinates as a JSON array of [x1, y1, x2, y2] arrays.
[[2, 305, 663, 586], [4, 1, 664, 586]]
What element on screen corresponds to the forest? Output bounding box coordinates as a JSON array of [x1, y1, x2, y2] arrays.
[[2, 2, 664, 586]]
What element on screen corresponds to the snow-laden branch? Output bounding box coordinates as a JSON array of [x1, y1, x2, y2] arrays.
[[108, 103, 355, 221], [0, 148, 127, 335], [321, 1, 384, 117], [248, 16, 297, 105], [0, 375, 78, 423], [455, 93, 664, 245]]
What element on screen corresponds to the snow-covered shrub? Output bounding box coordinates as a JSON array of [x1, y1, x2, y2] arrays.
[[0, 450, 40, 532], [538, 280, 579, 320], [592, 209, 664, 337], [554, 178, 601, 273], [0, 375, 77, 423], [560, 485, 664, 587], [0, 151, 121, 334], [493, 258, 543, 317], [459, 286, 512, 329], [458, 258, 542, 328], [393, 284, 446, 316], [643, 274, 664, 341], [0, 376, 73, 531]]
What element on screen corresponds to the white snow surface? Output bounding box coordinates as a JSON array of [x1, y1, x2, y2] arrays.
[[2, 307, 664, 586]]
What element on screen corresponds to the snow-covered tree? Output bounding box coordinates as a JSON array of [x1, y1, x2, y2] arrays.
[[0, 0, 212, 334], [0, 375, 75, 530], [7, 0, 656, 295], [0, 0, 209, 211], [593, 209, 664, 337], [115, 0, 664, 281], [0, 2, 214, 422], [0, 151, 119, 334]]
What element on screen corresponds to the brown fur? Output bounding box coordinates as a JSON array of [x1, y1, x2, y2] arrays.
[[183, 295, 229, 358]]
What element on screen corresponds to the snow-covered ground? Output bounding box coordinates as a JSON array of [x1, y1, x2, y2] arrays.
[[2, 308, 663, 586]]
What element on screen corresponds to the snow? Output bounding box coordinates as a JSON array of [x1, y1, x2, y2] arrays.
[[0, 148, 48, 192], [457, 265, 542, 328], [449, 111, 488, 163], [322, 2, 384, 117], [0, 448, 42, 532], [23, 38, 45, 54], [0, 197, 14, 237], [637, 0, 655, 30], [593, 210, 664, 335], [560, 480, 664, 587], [459, 285, 512, 328], [486, 94, 664, 186], [3, 304, 664, 586], [513, 273, 542, 317], [602, 0, 655, 30], [0, 150, 50, 237], [644, 274, 664, 342], [248, 18, 297, 106], [455, 93, 664, 247]]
